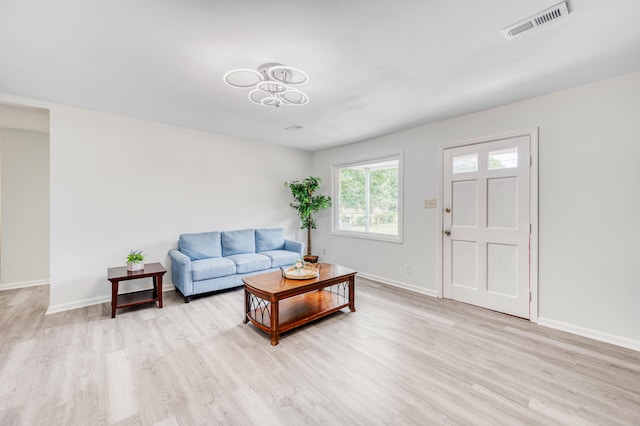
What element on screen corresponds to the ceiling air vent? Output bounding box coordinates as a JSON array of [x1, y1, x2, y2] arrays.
[[502, 1, 569, 39]]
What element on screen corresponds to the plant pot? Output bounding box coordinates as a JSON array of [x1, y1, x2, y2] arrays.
[[127, 261, 144, 272]]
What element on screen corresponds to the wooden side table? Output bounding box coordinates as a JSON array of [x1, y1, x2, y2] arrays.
[[107, 262, 167, 318], [303, 255, 319, 264]]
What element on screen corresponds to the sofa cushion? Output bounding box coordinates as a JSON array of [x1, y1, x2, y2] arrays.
[[260, 250, 299, 268], [222, 229, 255, 256], [226, 253, 271, 274], [191, 257, 236, 281], [179, 231, 222, 260], [255, 228, 285, 252]]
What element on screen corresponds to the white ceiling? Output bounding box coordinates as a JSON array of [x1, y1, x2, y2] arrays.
[[1, 0, 639, 151]]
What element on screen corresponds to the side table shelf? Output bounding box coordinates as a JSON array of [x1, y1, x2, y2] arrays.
[[107, 262, 167, 318]]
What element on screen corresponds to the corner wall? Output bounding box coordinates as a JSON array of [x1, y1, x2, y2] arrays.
[[312, 71, 640, 349]]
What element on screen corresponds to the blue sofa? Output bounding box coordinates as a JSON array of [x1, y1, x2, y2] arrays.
[[168, 228, 304, 302]]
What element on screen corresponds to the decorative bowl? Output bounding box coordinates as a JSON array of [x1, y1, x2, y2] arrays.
[[282, 266, 319, 280]]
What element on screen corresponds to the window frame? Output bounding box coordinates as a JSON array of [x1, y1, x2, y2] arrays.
[[331, 151, 404, 243]]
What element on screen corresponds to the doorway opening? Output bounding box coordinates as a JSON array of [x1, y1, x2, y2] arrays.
[[0, 102, 50, 293]]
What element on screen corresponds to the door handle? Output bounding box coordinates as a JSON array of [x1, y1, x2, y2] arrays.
[[444, 230, 451, 236]]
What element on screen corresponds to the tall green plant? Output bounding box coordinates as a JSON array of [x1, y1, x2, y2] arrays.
[[284, 176, 332, 256]]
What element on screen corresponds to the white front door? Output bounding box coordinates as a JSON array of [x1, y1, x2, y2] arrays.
[[442, 134, 531, 318]]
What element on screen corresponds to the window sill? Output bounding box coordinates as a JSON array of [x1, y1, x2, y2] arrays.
[[331, 230, 403, 244]]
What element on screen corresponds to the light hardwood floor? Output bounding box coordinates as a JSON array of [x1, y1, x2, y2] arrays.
[[1, 279, 639, 425]]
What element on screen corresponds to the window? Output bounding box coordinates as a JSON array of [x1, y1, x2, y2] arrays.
[[452, 153, 478, 173], [332, 153, 402, 242], [488, 147, 518, 170]]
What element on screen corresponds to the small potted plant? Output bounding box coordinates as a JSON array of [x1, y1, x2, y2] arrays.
[[126, 250, 145, 271]]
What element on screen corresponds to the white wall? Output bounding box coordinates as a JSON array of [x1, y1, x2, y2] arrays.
[[312, 71, 640, 349], [0, 129, 50, 287], [43, 104, 311, 312]]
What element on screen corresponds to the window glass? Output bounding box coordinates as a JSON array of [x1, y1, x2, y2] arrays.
[[333, 155, 402, 242], [452, 153, 478, 173], [488, 147, 518, 170]]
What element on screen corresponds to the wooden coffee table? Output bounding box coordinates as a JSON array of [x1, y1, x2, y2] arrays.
[[242, 263, 356, 345]]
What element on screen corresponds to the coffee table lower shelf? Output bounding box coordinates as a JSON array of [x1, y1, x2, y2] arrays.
[[247, 290, 349, 334]]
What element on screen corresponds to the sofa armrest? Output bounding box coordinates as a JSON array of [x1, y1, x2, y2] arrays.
[[168, 249, 194, 296], [284, 239, 305, 257]]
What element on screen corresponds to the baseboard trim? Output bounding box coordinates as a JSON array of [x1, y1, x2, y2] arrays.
[[357, 272, 438, 298], [46, 283, 177, 315], [538, 317, 640, 352], [0, 279, 49, 291], [46, 295, 110, 315]]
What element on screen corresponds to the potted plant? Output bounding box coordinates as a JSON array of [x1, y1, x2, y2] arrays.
[[126, 249, 145, 271], [284, 176, 332, 262]]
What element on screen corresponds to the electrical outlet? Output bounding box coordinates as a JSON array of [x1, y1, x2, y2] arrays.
[[404, 263, 411, 273], [322, 248, 326, 255], [424, 199, 437, 208]]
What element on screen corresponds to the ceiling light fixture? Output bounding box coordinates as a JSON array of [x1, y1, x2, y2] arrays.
[[223, 63, 309, 107]]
